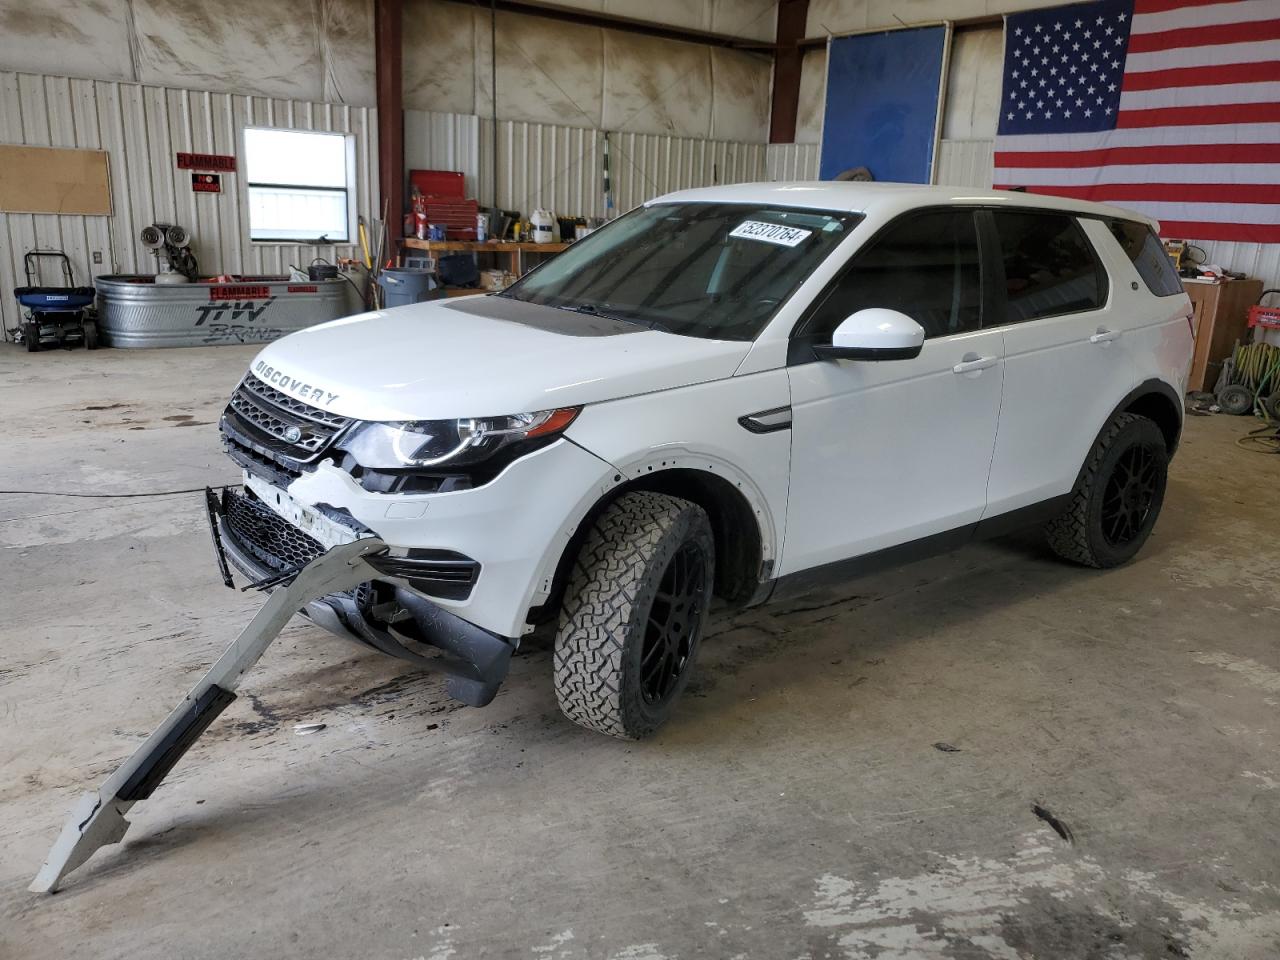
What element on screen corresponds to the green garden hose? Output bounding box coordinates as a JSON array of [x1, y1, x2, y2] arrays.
[[1227, 341, 1280, 419]]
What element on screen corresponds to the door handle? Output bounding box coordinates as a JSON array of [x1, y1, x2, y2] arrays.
[[1090, 327, 1122, 344], [952, 354, 998, 375]]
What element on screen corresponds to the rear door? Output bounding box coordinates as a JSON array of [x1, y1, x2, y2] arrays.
[[780, 207, 1005, 575], [982, 210, 1136, 516]]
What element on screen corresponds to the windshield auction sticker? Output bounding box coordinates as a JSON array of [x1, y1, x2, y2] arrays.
[[729, 220, 812, 247]]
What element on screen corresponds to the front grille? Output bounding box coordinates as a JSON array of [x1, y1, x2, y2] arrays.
[[223, 489, 324, 572], [221, 423, 303, 487], [226, 373, 351, 461], [220, 489, 480, 601]]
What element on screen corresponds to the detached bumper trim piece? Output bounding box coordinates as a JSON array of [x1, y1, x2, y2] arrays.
[[31, 537, 390, 894]]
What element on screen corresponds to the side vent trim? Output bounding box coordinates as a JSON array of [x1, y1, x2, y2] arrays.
[[738, 406, 793, 434]]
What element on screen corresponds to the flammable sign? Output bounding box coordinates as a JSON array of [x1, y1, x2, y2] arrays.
[[192, 173, 221, 194]]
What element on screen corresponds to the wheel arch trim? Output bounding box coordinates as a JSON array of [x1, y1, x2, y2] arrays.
[[599, 451, 779, 565], [528, 451, 780, 624], [1074, 377, 1183, 491]]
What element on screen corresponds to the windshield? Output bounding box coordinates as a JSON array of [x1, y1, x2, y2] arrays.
[[499, 202, 861, 341]]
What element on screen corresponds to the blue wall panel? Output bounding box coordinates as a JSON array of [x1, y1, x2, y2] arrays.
[[819, 27, 947, 183]]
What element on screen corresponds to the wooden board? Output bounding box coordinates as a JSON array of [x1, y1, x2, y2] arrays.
[[0, 144, 112, 216], [1185, 277, 1264, 392], [403, 239, 570, 252]]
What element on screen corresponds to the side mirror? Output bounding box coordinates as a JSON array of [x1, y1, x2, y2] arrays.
[[814, 308, 925, 361]]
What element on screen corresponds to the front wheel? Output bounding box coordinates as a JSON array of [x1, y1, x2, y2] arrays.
[[554, 491, 714, 739], [1045, 412, 1168, 568]]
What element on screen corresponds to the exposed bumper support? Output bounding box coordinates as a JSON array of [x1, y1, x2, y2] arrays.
[[213, 489, 516, 707], [29, 537, 389, 894]]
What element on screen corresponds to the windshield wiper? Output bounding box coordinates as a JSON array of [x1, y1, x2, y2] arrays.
[[564, 302, 676, 334], [560, 302, 637, 326]]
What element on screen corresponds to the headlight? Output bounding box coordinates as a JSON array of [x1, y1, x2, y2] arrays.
[[337, 406, 581, 469]]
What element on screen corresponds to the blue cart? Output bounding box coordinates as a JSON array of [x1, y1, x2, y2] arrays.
[[12, 250, 98, 352]]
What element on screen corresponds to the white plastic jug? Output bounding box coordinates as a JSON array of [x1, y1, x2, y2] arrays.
[[531, 209, 555, 244]]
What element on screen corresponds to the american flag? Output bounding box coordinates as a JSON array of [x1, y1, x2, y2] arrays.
[[993, 0, 1280, 244]]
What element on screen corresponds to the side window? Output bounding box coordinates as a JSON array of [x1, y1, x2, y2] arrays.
[[994, 211, 1104, 323], [1108, 220, 1184, 297], [803, 209, 982, 340]]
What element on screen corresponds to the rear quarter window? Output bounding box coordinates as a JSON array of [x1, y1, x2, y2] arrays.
[[1108, 220, 1185, 297]]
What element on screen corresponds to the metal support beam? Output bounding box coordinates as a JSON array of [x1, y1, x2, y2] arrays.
[[434, 0, 774, 52], [769, 0, 810, 144], [375, 0, 404, 263]]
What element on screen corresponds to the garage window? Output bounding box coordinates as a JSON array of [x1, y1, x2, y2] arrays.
[[245, 128, 351, 243]]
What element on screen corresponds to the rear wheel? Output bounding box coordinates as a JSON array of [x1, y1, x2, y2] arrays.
[[24, 321, 39, 352], [1045, 412, 1168, 568], [83, 320, 99, 350], [554, 491, 714, 739]]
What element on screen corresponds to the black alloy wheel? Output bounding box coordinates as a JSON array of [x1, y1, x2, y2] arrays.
[[1045, 412, 1169, 568], [640, 541, 707, 705], [1099, 443, 1160, 546]]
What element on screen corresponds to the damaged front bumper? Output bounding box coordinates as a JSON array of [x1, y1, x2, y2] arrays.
[[207, 486, 518, 708]]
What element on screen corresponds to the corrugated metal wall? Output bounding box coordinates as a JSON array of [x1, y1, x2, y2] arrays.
[[1193, 243, 1280, 296], [2, 68, 780, 340], [602, 130, 767, 216], [1, 70, 377, 340], [404, 110, 483, 200], [935, 140, 994, 189], [406, 109, 770, 219], [765, 142, 820, 181], [1, 73, 112, 339]]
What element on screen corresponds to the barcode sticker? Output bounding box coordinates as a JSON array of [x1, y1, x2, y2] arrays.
[[728, 220, 812, 247]]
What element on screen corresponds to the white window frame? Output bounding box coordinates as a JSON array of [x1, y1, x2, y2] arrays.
[[242, 127, 357, 245]]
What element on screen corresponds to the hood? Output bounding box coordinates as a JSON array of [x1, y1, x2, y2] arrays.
[[247, 295, 751, 422]]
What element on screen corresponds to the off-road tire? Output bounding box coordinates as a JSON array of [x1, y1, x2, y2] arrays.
[[1045, 412, 1168, 568], [554, 491, 714, 739]]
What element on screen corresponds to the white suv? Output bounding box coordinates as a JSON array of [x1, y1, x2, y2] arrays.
[[213, 182, 1193, 739]]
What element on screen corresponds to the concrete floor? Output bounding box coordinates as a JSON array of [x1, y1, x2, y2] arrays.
[[2, 342, 1278, 960]]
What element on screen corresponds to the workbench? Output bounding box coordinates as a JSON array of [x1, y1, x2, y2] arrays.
[[402, 239, 570, 278]]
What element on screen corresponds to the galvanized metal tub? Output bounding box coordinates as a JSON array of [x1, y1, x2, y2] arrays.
[[95, 275, 348, 348]]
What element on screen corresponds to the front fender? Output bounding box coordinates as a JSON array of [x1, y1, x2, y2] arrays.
[[563, 368, 793, 571]]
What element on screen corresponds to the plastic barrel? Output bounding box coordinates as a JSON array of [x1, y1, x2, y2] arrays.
[[376, 268, 438, 308]]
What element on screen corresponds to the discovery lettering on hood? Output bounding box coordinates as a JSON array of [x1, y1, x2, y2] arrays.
[[253, 360, 340, 406]]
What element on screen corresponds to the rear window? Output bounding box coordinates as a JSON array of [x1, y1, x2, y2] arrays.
[[993, 211, 1105, 324], [1108, 220, 1184, 297]]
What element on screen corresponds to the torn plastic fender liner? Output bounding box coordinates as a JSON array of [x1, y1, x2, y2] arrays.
[[30, 536, 389, 894]]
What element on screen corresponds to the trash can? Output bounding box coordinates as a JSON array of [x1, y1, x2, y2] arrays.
[[376, 268, 439, 308]]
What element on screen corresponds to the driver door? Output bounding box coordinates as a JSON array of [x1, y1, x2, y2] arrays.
[[779, 208, 1004, 577]]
